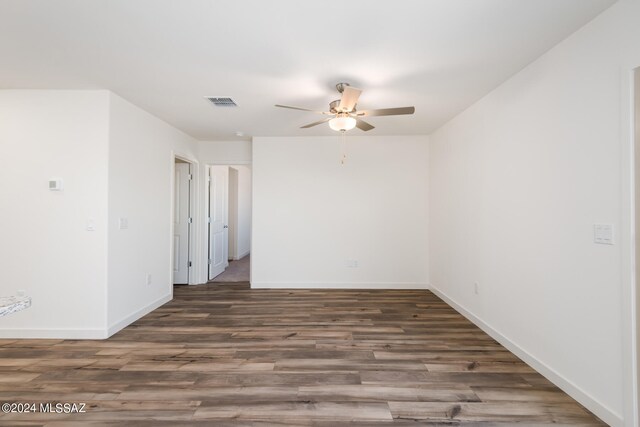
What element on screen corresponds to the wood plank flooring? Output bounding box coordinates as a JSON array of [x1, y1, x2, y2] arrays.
[[0, 283, 605, 425]]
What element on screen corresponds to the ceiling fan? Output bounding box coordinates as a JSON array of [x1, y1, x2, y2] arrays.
[[275, 83, 415, 132]]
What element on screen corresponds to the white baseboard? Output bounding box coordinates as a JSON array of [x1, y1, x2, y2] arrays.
[[234, 250, 250, 261], [429, 285, 623, 427], [107, 293, 172, 338], [0, 328, 108, 339], [251, 281, 428, 289]]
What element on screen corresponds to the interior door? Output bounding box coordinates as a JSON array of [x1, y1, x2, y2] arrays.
[[208, 165, 228, 280], [173, 162, 190, 284]]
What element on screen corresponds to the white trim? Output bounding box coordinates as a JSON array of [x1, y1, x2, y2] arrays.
[[174, 153, 198, 163], [172, 152, 201, 285], [107, 293, 171, 337], [204, 164, 211, 283], [633, 66, 640, 427], [621, 63, 640, 427], [234, 249, 250, 261], [251, 282, 428, 289], [0, 328, 108, 340], [429, 285, 623, 427], [208, 160, 252, 165]]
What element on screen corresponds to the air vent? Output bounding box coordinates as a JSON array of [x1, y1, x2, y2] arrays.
[[206, 97, 237, 107]]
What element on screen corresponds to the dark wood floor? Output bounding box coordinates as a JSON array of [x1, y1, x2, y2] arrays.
[[0, 283, 604, 425]]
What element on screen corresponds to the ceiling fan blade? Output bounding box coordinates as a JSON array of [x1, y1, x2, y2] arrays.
[[300, 118, 332, 128], [357, 106, 415, 117], [275, 104, 329, 115], [337, 86, 362, 112], [356, 119, 375, 131]]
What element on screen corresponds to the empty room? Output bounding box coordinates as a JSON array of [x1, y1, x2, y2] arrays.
[[0, 0, 639, 425]]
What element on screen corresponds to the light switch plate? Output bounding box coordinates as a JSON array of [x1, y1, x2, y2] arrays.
[[119, 217, 129, 230], [594, 224, 613, 245]]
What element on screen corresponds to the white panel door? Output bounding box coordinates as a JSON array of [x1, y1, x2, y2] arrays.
[[173, 162, 190, 284], [208, 166, 228, 280]]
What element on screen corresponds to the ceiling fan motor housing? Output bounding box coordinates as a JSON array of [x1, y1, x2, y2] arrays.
[[329, 99, 341, 114], [335, 82, 350, 93], [329, 99, 355, 114]]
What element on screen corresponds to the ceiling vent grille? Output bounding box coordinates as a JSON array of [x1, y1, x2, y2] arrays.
[[206, 97, 238, 107]]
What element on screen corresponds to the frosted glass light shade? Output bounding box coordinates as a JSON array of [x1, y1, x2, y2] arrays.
[[329, 115, 356, 132]]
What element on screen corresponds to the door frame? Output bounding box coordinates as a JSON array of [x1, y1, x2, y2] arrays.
[[204, 161, 252, 284], [228, 167, 239, 261], [170, 152, 199, 286], [624, 65, 640, 426], [207, 165, 230, 280], [632, 66, 640, 427], [173, 161, 191, 284]]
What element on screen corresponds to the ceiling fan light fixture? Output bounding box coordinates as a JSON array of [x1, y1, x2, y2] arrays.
[[329, 114, 356, 132], [275, 83, 414, 132]]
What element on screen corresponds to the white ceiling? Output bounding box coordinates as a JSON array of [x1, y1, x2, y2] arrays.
[[0, 0, 615, 140]]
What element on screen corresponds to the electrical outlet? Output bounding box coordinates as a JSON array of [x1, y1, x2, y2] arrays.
[[474, 282, 480, 295], [593, 224, 614, 245], [16, 289, 26, 297], [146, 274, 152, 285], [345, 260, 359, 268]]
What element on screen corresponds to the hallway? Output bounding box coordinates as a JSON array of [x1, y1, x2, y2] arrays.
[[209, 255, 250, 283]]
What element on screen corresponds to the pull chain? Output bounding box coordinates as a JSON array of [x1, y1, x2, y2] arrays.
[[340, 130, 347, 165]]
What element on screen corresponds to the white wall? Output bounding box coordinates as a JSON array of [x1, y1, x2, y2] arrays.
[[252, 135, 428, 288], [0, 90, 109, 338], [428, 0, 640, 425], [107, 93, 197, 334], [0, 90, 199, 338], [198, 140, 252, 164]]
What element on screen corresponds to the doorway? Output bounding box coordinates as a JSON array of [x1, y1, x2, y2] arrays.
[[207, 164, 251, 282], [173, 158, 192, 285]]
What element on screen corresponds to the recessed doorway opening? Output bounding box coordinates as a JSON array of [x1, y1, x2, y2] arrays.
[[207, 164, 251, 283]]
